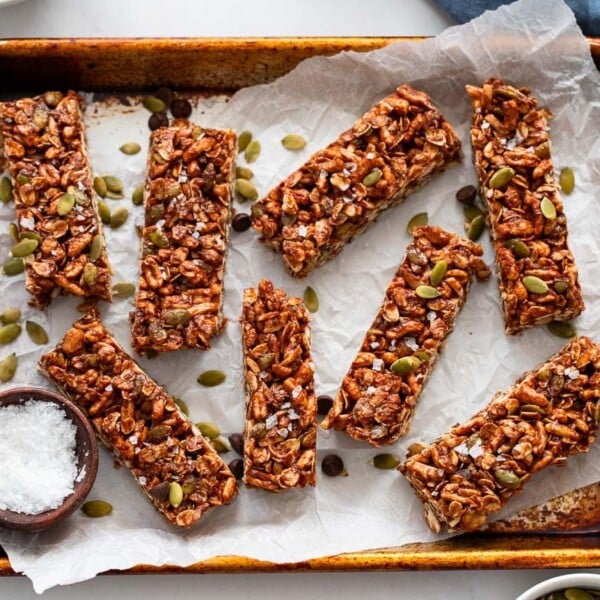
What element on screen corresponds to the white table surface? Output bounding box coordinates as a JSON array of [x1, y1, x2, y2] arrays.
[[1, 0, 598, 597]]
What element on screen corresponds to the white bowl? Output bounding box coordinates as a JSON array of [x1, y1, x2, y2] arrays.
[[0, 0, 28, 6], [517, 573, 600, 600]]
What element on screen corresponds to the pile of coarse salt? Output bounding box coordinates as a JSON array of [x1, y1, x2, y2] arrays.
[[0, 399, 79, 515]]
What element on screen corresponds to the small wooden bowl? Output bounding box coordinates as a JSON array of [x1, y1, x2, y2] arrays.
[[0, 387, 98, 532]]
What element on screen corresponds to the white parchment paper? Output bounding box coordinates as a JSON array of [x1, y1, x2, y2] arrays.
[[2, 0, 600, 592]]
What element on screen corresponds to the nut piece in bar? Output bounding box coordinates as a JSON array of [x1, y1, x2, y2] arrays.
[[466, 78, 584, 334], [131, 120, 236, 352], [321, 225, 488, 447], [0, 91, 112, 309], [39, 309, 238, 527], [399, 336, 600, 533], [251, 85, 462, 278], [241, 279, 317, 491]]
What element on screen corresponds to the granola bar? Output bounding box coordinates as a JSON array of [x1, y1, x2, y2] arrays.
[[131, 120, 236, 353], [467, 78, 584, 334], [321, 225, 488, 446], [251, 85, 461, 278], [241, 279, 317, 491], [0, 91, 112, 309], [399, 336, 600, 533], [39, 310, 238, 527]]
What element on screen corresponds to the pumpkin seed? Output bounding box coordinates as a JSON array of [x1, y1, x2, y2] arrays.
[[43, 91, 63, 107], [98, 201, 111, 224], [564, 589, 596, 600], [173, 397, 189, 416], [3, 257, 24, 276], [238, 130, 253, 152], [143, 95, 167, 114], [303, 286, 319, 313], [148, 229, 169, 248], [197, 369, 226, 387], [281, 134, 306, 150], [494, 469, 521, 489], [11, 238, 38, 258], [554, 280, 569, 294], [181, 481, 196, 495], [257, 353, 274, 370], [560, 167, 575, 195], [19, 231, 40, 242], [413, 350, 431, 362], [25, 320, 49, 345], [251, 423, 266, 439], [504, 238, 530, 258], [0, 323, 21, 344], [372, 453, 401, 470], [0, 353, 17, 382], [488, 166, 515, 189], [406, 212, 428, 234], [163, 308, 191, 327], [93, 176, 108, 198], [390, 355, 421, 375], [89, 234, 104, 262], [244, 140, 261, 163], [362, 168, 383, 187], [523, 275, 549, 294], [197, 421, 220, 439], [540, 196, 557, 220], [16, 173, 30, 185], [406, 248, 428, 266], [519, 404, 545, 416], [0, 308, 21, 325], [548, 320, 576, 339], [535, 141, 550, 158], [82, 263, 97, 287], [168, 482, 183, 508], [103, 175, 124, 194], [429, 260, 447, 286], [8, 223, 19, 243], [148, 204, 165, 224], [467, 214, 486, 241], [464, 204, 484, 221], [119, 142, 141, 155], [147, 425, 170, 444], [211, 437, 230, 453], [112, 282, 136, 298], [0, 177, 12, 203], [235, 178, 258, 201], [110, 206, 129, 228], [132, 185, 144, 206], [415, 285, 440, 299], [235, 166, 254, 180]]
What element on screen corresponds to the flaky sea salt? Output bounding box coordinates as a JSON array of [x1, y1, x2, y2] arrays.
[[0, 399, 79, 515]]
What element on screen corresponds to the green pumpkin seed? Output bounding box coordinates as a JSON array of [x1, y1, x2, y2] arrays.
[[560, 167, 575, 195], [244, 140, 261, 163], [148, 204, 165, 224], [43, 90, 63, 107], [197, 421, 220, 439], [235, 178, 258, 201], [25, 321, 49, 345], [303, 286, 319, 313], [168, 482, 183, 508], [464, 204, 484, 221], [236, 166, 254, 180], [148, 229, 169, 248], [554, 280, 569, 294], [93, 176, 108, 198], [19, 231, 40, 242], [0, 177, 12, 203], [119, 142, 141, 155], [197, 369, 226, 387], [163, 308, 191, 327], [143, 95, 167, 114], [32, 106, 49, 129], [406, 248, 428, 266], [429, 260, 447, 286], [548, 320, 576, 339], [132, 185, 144, 206], [112, 282, 136, 298], [362, 168, 383, 187], [535, 141, 550, 159], [0, 353, 17, 382], [238, 130, 253, 152], [8, 223, 19, 243], [0, 323, 21, 344], [406, 212, 428, 234], [281, 134, 306, 150], [519, 404, 545, 416], [3, 257, 24, 276], [488, 166, 515, 189], [0, 308, 21, 325], [105, 190, 124, 200], [89, 234, 104, 262], [413, 350, 431, 362], [372, 453, 401, 470], [16, 173, 30, 185], [181, 481, 196, 495], [523, 275, 549, 294], [390, 355, 421, 375], [504, 238, 530, 258], [211, 437, 230, 453], [540, 196, 557, 220], [11, 238, 38, 258], [415, 285, 440, 299], [173, 397, 189, 416], [147, 425, 170, 444], [494, 469, 522, 489], [467, 215, 486, 241], [564, 589, 596, 600], [82, 263, 97, 287], [252, 423, 267, 439], [110, 206, 129, 228], [257, 353, 274, 370], [97, 201, 111, 224], [103, 175, 124, 194]]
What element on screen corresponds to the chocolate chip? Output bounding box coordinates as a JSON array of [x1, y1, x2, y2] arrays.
[[228, 432, 244, 456], [148, 112, 169, 131], [232, 213, 251, 232], [154, 87, 174, 106], [148, 481, 170, 501], [317, 394, 333, 416], [228, 458, 244, 480], [321, 454, 344, 477], [170, 98, 192, 119], [455, 184, 477, 205]]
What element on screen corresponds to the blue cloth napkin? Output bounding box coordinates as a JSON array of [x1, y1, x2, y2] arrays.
[[435, 0, 600, 35]]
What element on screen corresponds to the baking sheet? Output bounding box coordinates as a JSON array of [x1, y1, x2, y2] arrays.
[[1, 0, 600, 592]]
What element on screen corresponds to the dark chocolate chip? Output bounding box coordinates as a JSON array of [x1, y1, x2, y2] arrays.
[[232, 213, 251, 232], [154, 87, 175, 106], [317, 394, 333, 416], [148, 481, 170, 502], [170, 98, 192, 119], [228, 458, 244, 480], [228, 433, 244, 456], [148, 112, 169, 131], [455, 184, 477, 205], [321, 454, 344, 477]]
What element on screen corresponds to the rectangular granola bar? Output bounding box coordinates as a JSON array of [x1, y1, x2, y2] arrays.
[[251, 85, 462, 278], [241, 279, 317, 491], [467, 78, 584, 334], [39, 310, 238, 527], [399, 336, 600, 533], [321, 226, 488, 446], [0, 91, 112, 309], [131, 120, 236, 353]]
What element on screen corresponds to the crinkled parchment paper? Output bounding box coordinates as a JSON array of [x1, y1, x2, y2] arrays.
[[2, 0, 600, 592]]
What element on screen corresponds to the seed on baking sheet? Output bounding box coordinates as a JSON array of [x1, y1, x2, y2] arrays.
[[523, 275, 549, 294], [163, 308, 191, 327], [11, 238, 38, 258], [170, 98, 192, 119], [131, 185, 144, 206], [110, 207, 129, 228], [168, 482, 183, 508], [0, 353, 17, 382], [303, 286, 319, 313], [391, 355, 420, 376], [407, 442, 426, 457], [25, 321, 48, 345], [0, 323, 20, 345], [148, 229, 169, 248], [362, 168, 382, 187], [92, 176, 107, 198], [560, 167, 575, 195], [81, 500, 113, 518], [406, 212, 428, 234], [197, 421, 220, 439], [237, 130, 253, 152], [172, 397, 189, 416], [464, 204, 484, 222], [321, 454, 344, 477], [488, 166, 514, 189], [493, 469, 521, 489], [105, 190, 124, 200], [455, 184, 477, 205], [211, 437, 230, 453], [8, 223, 19, 243], [3, 257, 24, 276], [235, 166, 254, 180], [0, 308, 20, 325], [143, 95, 167, 114], [429, 260, 447, 286], [0, 177, 12, 203], [197, 369, 226, 387], [317, 395, 333, 416], [228, 458, 244, 480], [467, 215, 485, 241], [89, 234, 104, 262], [82, 263, 97, 287], [372, 453, 401, 470], [103, 175, 124, 194], [415, 285, 440, 299], [548, 320, 576, 339], [540, 196, 557, 220], [119, 142, 141, 155], [228, 433, 244, 456], [97, 201, 111, 224], [244, 140, 261, 163], [281, 134, 306, 150], [553, 280, 569, 294], [148, 111, 169, 131], [504, 238, 530, 259], [232, 213, 252, 232], [235, 178, 258, 202]]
